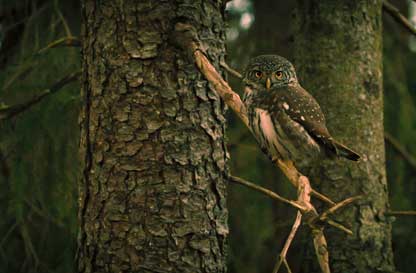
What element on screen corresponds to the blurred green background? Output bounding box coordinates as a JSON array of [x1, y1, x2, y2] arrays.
[[0, 0, 415, 272]]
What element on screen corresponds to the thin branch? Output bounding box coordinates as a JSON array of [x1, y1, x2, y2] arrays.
[[385, 210, 416, 216], [385, 132, 416, 170], [2, 37, 80, 90], [311, 189, 335, 206], [311, 228, 330, 273], [220, 61, 243, 79], [229, 175, 352, 235], [0, 71, 81, 121], [299, 179, 329, 273], [283, 259, 292, 273], [54, 0, 72, 37], [383, 0, 416, 36], [325, 220, 353, 236], [229, 175, 307, 211], [272, 211, 302, 273], [318, 195, 362, 221], [37, 36, 81, 54], [273, 172, 313, 273]]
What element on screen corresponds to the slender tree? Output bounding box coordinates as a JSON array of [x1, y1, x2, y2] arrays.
[[78, 1, 228, 272], [294, 1, 395, 272]]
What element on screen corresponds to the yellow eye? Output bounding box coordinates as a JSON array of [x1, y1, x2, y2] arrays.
[[254, 71, 262, 78], [275, 71, 283, 79]]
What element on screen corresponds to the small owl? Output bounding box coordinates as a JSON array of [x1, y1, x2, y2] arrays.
[[243, 55, 359, 172]]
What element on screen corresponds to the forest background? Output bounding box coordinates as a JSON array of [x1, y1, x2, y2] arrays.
[[0, 0, 415, 272]]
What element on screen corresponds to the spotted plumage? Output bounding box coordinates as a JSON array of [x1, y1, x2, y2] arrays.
[[242, 55, 360, 171]]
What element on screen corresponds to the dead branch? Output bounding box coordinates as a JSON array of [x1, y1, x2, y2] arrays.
[[220, 61, 243, 79], [385, 132, 416, 170], [272, 177, 312, 273], [0, 71, 80, 121], [230, 175, 353, 235], [383, 1, 416, 36], [311, 228, 330, 273], [272, 211, 302, 273], [229, 175, 307, 211], [318, 196, 362, 222], [385, 210, 416, 216], [325, 220, 353, 236], [300, 178, 330, 273]]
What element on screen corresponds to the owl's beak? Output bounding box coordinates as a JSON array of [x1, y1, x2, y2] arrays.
[[266, 77, 271, 90]]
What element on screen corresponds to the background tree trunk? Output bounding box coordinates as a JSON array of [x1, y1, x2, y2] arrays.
[[294, 1, 395, 272], [78, 1, 228, 272]]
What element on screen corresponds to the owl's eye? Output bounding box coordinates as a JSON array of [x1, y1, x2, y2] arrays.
[[275, 71, 283, 79], [254, 71, 262, 78]]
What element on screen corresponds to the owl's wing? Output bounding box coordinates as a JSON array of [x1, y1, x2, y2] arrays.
[[258, 85, 338, 154]]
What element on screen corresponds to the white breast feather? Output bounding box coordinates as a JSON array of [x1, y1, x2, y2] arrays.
[[253, 108, 287, 158], [256, 109, 277, 142]]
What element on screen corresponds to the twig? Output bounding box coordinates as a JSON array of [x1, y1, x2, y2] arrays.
[[383, 0, 416, 36], [20, 224, 40, 267], [272, 211, 302, 273], [311, 228, 330, 273], [230, 175, 353, 235], [273, 169, 313, 273], [385, 132, 416, 170], [283, 259, 292, 273], [311, 189, 335, 206], [0, 71, 80, 120], [385, 210, 416, 216], [2, 62, 34, 90], [54, 0, 72, 37], [220, 61, 243, 79], [2, 37, 80, 90], [229, 175, 307, 211], [37, 36, 81, 54], [299, 179, 329, 273], [318, 195, 362, 221], [325, 220, 353, 236]]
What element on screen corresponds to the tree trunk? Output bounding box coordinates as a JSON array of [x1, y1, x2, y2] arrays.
[[293, 1, 395, 272], [78, 1, 228, 272]]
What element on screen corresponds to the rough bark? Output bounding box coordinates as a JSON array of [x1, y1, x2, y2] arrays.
[[78, 1, 228, 272], [293, 1, 395, 273]]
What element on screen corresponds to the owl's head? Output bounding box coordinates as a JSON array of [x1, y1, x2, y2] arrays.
[[243, 55, 298, 90]]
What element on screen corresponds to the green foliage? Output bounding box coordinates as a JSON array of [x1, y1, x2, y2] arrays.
[[0, 1, 80, 272]]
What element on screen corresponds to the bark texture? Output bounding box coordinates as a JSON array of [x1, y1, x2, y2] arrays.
[[294, 1, 395, 272], [78, 1, 228, 272]]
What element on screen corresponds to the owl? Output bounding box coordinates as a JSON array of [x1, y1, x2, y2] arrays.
[[242, 55, 360, 172]]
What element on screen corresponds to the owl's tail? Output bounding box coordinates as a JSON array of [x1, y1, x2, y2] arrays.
[[332, 140, 361, 161]]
